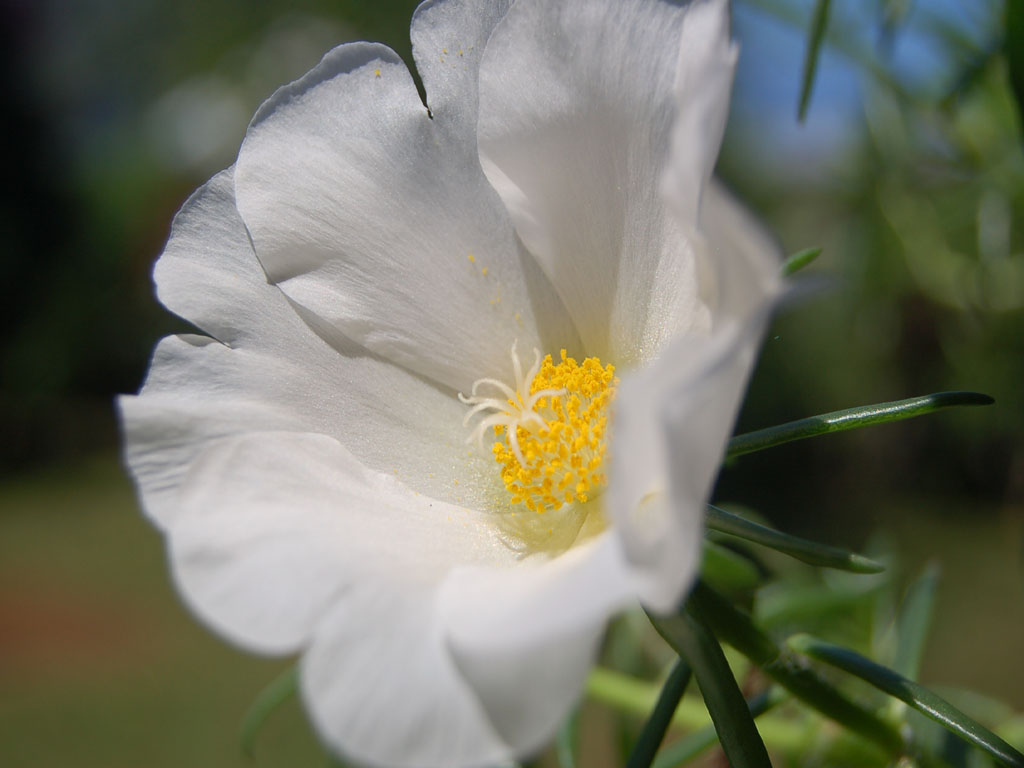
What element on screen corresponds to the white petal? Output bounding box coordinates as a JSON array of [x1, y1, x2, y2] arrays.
[[302, 584, 507, 768], [610, 320, 759, 612], [234, 41, 579, 393], [303, 531, 637, 768], [120, 169, 508, 529], [701, 179, 784, 313], [410, 0, 512, 136], [477, 0, 717, 365], [152, 168, 275, 348], [661, 0, 738, 229], [438, 533, 635, 754], [167, 430, 516, 655], [606, 0, 781, 613], [610, 190, 781, 612]]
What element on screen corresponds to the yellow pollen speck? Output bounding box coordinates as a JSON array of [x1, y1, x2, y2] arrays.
[[460, 344, 617, 516], [442, 48, 448, 54], [481, 266, 489, 276], [467, 253, 476, 263], [373, 68, 381, 78]]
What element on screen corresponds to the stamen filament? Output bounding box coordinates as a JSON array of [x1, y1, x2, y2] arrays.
[[459, 343, 616, 515]]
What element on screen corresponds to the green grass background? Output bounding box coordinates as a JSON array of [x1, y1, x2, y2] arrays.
[[2, 455, 1021, 767]]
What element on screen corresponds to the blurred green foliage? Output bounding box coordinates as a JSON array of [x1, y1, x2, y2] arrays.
[[0, 0, 419, 470], [718, 0, 1024, 524], [3, 0, 1020, 512]]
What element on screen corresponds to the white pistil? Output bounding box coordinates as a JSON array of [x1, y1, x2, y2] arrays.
[[458, 341, 564, 467]]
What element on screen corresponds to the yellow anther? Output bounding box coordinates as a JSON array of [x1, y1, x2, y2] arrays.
[[460, 343, 617, 515]]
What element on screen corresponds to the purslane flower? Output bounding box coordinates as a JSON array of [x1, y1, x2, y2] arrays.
[[119, 0, 780, 766]]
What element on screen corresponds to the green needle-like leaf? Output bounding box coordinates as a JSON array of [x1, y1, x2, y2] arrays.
[[587, 667, 716, 729], [781, 246, 822, 276], [756, 581, 879, 632], [1005, 0, 1024, 135], [707, 504, 884, 573], [626, 659, 693, 768], [652, 687, 787, 768], [651, 609, 773, 768], [727, 392, 994, 459], [892, 564, 940, 680], [788, 635, 1024, 767], [240, 665, 299, 757], [687, 582, 903, 756], [555, 710, 579, 768], [702, 538, 763, 591], [745, 0, 908, 101], [798, 0, 832, 121]]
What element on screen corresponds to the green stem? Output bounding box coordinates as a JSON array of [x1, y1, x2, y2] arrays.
[[626, 659, 693, 768], [587, 667, 712, 730], [687, 582, 904, 756], [240, 664, 299, 757], [789, 635, 1024, 768], [555, 710, 579, 768], [652, 687, 787, 768], [651, 609, 773, 768], [727, 391, 994, 459]]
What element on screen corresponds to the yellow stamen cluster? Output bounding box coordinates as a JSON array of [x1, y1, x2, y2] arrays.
[[492, 350, 616, 513]]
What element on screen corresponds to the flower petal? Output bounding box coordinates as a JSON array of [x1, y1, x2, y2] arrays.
[[410, 0, 511, 136], [477, 0, 725, 365], [120, 169, 507, 529], [234, 40, 579, 393], [609, 321, 756, 612], [661, 0, 738, 230], [587, 0, 780, 614], [700, 179, 784, 313], [302, 584, 508, 768], [438, 533, 635, 754], [610, 183, 781, 613], [167, 430, 516, 655], [172, 428, 621, 768]]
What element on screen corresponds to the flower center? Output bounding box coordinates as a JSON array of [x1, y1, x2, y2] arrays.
[[460, 343, 617, 514]]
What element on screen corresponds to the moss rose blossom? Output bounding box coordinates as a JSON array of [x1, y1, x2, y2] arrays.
[[120, 0, 780, 765]]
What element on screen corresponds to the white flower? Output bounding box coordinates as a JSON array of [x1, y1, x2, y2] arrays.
[[119, 0, 780, 765]]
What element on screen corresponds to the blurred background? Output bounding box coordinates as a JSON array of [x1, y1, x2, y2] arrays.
[[1, 0, 1021, 765]]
